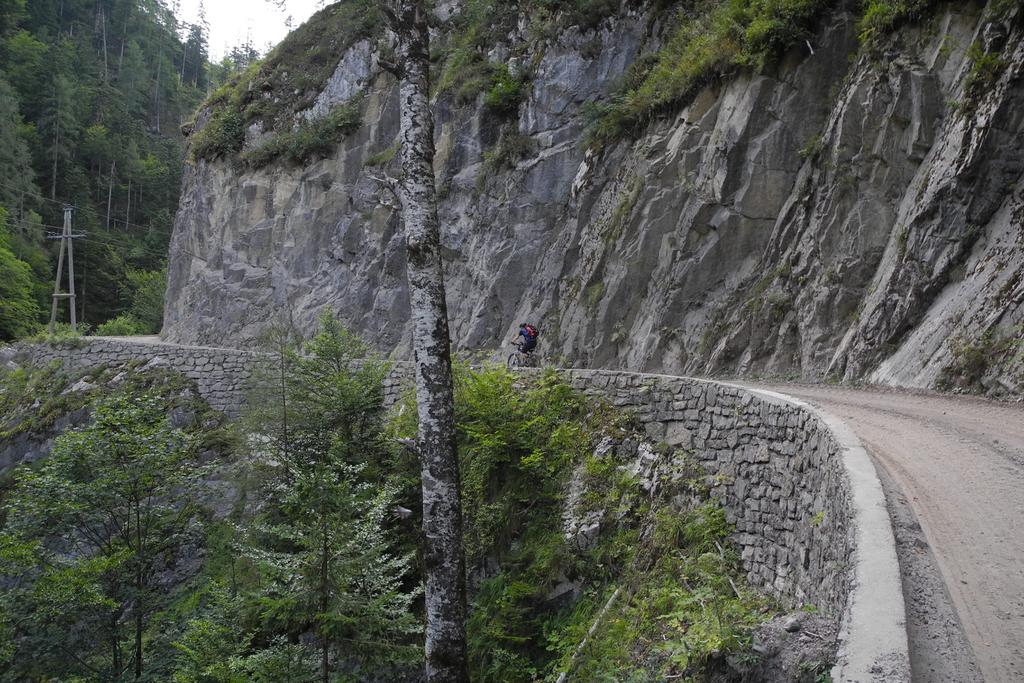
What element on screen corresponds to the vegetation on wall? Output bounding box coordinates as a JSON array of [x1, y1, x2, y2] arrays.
[[586, 0, 836, 146], [857, 0, 938, 42], [582, 0, 965, 147], [241, 98, 363, 169], [392, 366, 781, 681], [937, 325, 1024, 392], [433, 0, 620, 107]]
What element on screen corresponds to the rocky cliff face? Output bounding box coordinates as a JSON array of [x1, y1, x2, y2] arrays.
[[164, 0, 1024, 395]]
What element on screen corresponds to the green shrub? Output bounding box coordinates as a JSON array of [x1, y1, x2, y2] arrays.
[[483, 64, 528, 116], [937, 328, 1021, 391], [0, 207, 42, 341], [549, 503, 777, 680], [437, 45, 496, 104], [189, 109, 245, 162], [93, 313, 145, 337], [125, 267, 166, 333], [242, 99, 363, 168], [964, 40, 1008, 100], [799, 133, 825, 159], [858, 0, 936, 43], [22, 321, 89, 345]]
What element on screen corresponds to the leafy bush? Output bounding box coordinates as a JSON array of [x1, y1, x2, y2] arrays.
[[0, 207, 41, 341], [964, 40, 1008, 100], [22, 321, 90, 345], [484, 64, 529, 116], [93, 313, 145, 336], [125, 266, 166, 333], [858, 0, 936, 43], [242, 99, 362, 168], [189, 109, 245, 162]]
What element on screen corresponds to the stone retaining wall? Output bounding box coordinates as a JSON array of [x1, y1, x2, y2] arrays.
[[19, 338, 906, 680], [26, 337, 259, 416], [564, 370, 853, 617], [381, 365, 854, 617]]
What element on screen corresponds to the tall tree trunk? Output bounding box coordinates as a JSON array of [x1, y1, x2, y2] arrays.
[[134, 504, 144, 680], [389, 2, 467, 681], [106, 160, 116, 230], [99, 5, 108, 83], [320, 514, 330, 683], [111, 613, 122, 676], [125, 177, 132, 230], [50, 89, 60, 200], [118, 6, 129, 76], [155, 49, 162, 134]]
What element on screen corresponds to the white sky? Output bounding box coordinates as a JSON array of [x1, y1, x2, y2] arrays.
[[178, 0, 323, 60]]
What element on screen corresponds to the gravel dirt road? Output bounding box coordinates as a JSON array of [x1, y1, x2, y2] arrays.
[[750, 384, 1024, 683]]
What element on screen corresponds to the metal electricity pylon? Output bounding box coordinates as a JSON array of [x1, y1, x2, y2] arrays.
[[47, 205, 85, 333]]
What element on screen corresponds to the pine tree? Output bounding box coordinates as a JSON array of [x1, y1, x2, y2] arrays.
[[0, 76, 37, 211], [240, 313, 421, 681], [0, 0, 209, 332], [0, 392, 200, 679], [0, 207, 41, 340]]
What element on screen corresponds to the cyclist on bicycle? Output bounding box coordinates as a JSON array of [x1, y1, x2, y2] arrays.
[[514, 323, 539, 354]]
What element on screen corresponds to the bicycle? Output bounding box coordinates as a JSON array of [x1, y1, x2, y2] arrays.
[[507, 341, 537, 369]]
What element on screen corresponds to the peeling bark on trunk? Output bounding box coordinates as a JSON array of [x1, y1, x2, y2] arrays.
[[389, 1, 468, 680]]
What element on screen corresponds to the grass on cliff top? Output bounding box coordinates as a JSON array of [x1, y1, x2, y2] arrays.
[[434, 0, 621, 109], [240, 98, 364, 169], [586, 0, 954, 147], [857, 0, 937, 41], [189, 0, 382, 163], [587, 0, 835, 146]]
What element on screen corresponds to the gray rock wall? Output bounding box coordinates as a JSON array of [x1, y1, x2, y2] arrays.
[[163, 2, 1023, 396]]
